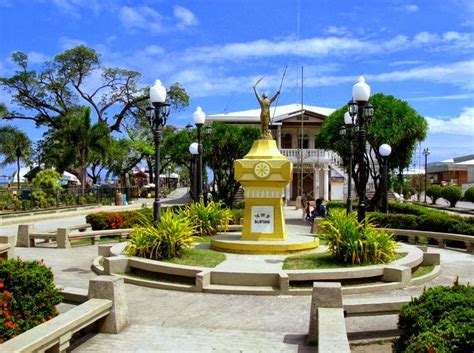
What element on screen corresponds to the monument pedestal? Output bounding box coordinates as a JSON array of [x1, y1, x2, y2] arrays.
[[234, 139, 292, 241]]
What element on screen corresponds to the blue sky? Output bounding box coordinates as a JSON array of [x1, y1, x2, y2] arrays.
[[0, 0, 473, 176]]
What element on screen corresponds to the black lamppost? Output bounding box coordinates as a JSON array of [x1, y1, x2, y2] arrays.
[[339, 111, 356, 215], [193, 107, 206, 202], [189, 142, 199, 201], [423, 148, 430, 203], [167, 165, 171, 190], [348, 76, 374, 223], [146, 79, 170, 222], [379, 144, 392, 213]]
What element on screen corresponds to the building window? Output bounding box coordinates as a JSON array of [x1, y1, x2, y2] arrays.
[[282, 133, 292, 148], [298, 134, 309, 149]]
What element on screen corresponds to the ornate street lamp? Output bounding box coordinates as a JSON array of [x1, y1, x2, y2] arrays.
[[422, 148, 430, 203], [186, 123, 193, 135], [349, 76, 374, 223], [340, 111, 356, 215], [193, 106, 206, 201], [189, 142, 199, 201], [379, 144, 392, 213], [147, 79, 170, 222]]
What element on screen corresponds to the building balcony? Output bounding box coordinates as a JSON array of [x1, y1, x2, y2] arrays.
[[280, 149, 343, 166]]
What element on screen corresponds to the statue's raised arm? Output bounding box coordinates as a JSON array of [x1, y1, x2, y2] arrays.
[[252, 77, 278, 140], [269, 90, 280, 104]]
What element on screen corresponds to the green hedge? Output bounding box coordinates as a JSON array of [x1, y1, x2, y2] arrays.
[[328, 201, 474, 235], [394, 281, 473, 352], [0, 259, 62, 342], [442, 185, 462, 207], [464, 186, 474, 203], [370, 212, 474, 235]]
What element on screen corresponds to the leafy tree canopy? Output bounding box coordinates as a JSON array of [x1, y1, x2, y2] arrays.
[[0, 46, 189, 132], [315, 93, 428, 209], [204, 122, 260, 205]]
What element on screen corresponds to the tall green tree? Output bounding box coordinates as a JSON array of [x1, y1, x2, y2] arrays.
[[0, 125, 32, 189], [42, 106, 111, 192], [204, 122, 260, 205], [0, 46, 189, 131], [315, 93, 428, 210], [0, 103, 7, 118]]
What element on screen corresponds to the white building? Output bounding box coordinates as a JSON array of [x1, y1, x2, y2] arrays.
[[207, 104, 348, 202]]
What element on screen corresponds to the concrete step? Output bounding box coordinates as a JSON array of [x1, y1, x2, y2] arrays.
[[204, 284, 279, 295], [72, 324, 312, 352]]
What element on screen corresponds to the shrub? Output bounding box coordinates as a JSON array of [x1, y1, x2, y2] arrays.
[[464, 186, 474, 203], [393, 280, 473, 353], [426, 185, 443, 205], [441, 185, 462, 207], [230, 208, 244, 225], [181, 201, 233, 236], [30, 169, 62, 208], [370, 212, 474, 236], [125, 209, 196, 260], [0, 259, 62, 342], [86, 208, 154, 230], [320, 209, 397, 264]]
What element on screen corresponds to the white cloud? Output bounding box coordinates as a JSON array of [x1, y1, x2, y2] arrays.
[[404, 5, 419, 12], [425, 107, 474, 136], [59, 37, 87, 50], [408, 93, 474, 101], [120, 6, 163, 34], [390, 60, 424, 66], [173, 6, 198, 28], [26, 51, 49, 64], [181, 31, 472, 63], [367, 60, 474, 90], [324, 26, 350, 36]]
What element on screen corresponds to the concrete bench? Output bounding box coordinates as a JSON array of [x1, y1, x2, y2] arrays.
[[17, 225, 57, 247], [65, 228, 133, 248], [0, 276, 129, 353], [0, 234, 15, 260], [307, 282, 350, 352], [0, 244, 11, 260], [17, 224, 132, 249], [317, 308, 350, 353], [0, 299, 112, 353], [69, 223, 91, 232], [385, 228, 474, 253], [343, 297, 410, 317]]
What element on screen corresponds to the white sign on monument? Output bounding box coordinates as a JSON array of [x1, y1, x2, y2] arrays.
[[251, 206, 274, 233]]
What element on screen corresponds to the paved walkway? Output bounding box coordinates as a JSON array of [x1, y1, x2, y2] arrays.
[[2, 192, 474, 352]]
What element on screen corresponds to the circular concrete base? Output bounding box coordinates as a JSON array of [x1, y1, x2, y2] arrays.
[[210, 232, 319, 254]]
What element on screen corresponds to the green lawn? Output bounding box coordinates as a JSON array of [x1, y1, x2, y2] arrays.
[[164, 248, 225, 267], [71, 236, 120, 247], [412, 265, 435, 278], [283, 251, 405, 270]]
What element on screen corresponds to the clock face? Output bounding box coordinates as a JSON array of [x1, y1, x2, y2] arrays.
[[254, 161, 271, 178]]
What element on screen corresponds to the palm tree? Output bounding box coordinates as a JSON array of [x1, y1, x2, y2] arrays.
[[48, 106, 111, 193], [0, 125, 32, 189]]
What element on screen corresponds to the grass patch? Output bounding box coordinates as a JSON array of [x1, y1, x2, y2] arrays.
[[194, 235, 212, 244], [122, 270, 194, 285], [163, 248, 225, 268], [412, 265, 434, 278], [283, 251, 405, 270], [71, 236, 120, 247]]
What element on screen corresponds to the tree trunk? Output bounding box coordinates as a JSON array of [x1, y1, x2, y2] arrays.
[[16, 154, 20, 191]]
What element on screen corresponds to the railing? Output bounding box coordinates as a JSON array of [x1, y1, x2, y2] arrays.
[[280, 149, 343, 166], [0, 186, 147, 213]]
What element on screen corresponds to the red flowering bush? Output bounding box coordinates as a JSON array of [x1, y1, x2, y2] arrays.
[[106, 213, 124, 229], [0, 259, 62, 342]]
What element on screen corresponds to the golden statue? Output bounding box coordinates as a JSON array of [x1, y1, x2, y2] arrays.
[[253, 78, 280, 140]]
